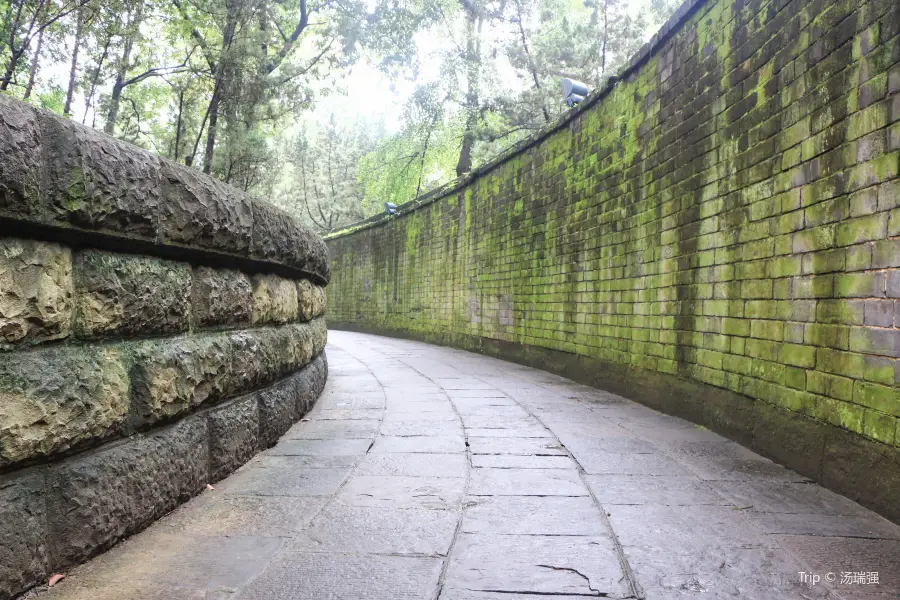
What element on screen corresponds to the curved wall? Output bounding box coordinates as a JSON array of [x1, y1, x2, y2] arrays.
[[0, 95, 329, 599], [327, 0, 900, 521]]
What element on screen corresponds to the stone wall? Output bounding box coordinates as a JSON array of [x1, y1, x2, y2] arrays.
[[326, 0, 900, 522], [0, 95, 329, 599]]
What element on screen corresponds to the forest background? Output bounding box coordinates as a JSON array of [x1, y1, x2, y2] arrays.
[[1, 0, 678, 232]]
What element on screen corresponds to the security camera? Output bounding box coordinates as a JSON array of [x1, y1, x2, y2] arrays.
[[562, 78, 588, 107], [384, 202, 398, 215]]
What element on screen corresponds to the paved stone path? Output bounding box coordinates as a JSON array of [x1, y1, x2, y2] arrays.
[[34, 331, 899, 600]]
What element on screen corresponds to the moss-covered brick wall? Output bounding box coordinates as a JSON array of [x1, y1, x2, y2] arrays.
[[0, 95, 330, 599], [327, 0, 900, 520]]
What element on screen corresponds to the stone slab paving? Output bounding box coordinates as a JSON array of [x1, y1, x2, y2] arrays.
[[31, 331, 900, 600]]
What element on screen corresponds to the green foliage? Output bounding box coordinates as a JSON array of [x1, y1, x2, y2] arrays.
[[358, 112, 462, 207], [0, 0, 678, 232]]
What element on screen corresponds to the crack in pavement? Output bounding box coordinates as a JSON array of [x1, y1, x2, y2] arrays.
[[536, 564, 606, 596]]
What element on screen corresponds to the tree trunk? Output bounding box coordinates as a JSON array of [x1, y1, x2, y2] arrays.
[[83, 38, 110, 124], [514, 1, 549, 123], [202, 10, 236, 175], [105, 8, 139, 134], [105, 77, 124, 134], [455, 10, 481, 177], [22, 28, 43, 99], [203, 80, 221, 174], [64, 10, 86, 115], [0, 0, 26, 91], [172, 89, 184, 160]]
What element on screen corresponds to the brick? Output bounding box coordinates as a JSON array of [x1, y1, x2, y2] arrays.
[[849, 326, 900, 357], [781, 344, 816, 368], [816, 300, 865, 325], [792, 275, 834, 298], [750, 319, 784, 341], [834, 272, 885, 298], [805, 323, 850, 349], [807, 370, 854, 401], [863, 355, 896, 385], [872, 240, 900, 268], [853, 381, 900, 416], [864, 300, 894, 327], [836, 214, 889, 247]]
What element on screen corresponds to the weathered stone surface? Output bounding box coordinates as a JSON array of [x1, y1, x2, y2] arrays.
[[251, 274, 299, 325], [0, 469, 47, 600], [130, 335, 232, 427], [251, 201, 330, 281], [46, 415, 208, 569], [0, 346, 129, 467], [313, 285, 327, 317], [40, 111, 160, 239], [0, 96, 329, 285], [0, 95, 41, 219], [298, 281, 327, 322], [208, 394, 259, 482], [281, 352, 328, 423], [258, 376, 298, 449], [191, 266, 252, 328], [47, 440, 132, 567], [159, 159, 252, 254], [127, 416, 209, 532], [297, 279, 315, 321], [127, 321, 320, 430], [73, 250, 191, 339], [0, 238, 72, 348], [230, 327, 296, 393]]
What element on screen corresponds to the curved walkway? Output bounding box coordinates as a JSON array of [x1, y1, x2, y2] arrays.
[[34, 331, 899, 600]]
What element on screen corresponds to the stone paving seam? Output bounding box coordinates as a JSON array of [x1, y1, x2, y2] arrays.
[[389, 353, 474, 600], [464, 353, 857, 600], [465, 372, 647, 600], [235, 344, 389, 598]]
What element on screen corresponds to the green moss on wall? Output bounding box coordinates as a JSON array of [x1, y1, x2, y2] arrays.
[[328, 0, 900, 449]]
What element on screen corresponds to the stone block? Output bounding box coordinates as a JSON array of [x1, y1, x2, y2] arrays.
[[299, 352, 328, 417], [258, 376, 298, 449], [40, 111, 160, 240], [0, 95, 42, 219], [0, 238, 72, 348], [46, 440, 132, 567], [251, 201, 330, 282], [126, 416, 208, 531], [208, 394, 259, 482], [297, 279, 315, 321], [129, 334, 232, 428], [73, 250, 191, 339], [251, 274, 299, 325], [46, 415, 208, 569], [191, 266, 252, 328], [313, 285, 327, 317], [158, 159, 252, 254], [229, 327, 294, 393], [0, 346, 129, 467], [0, 469, 47, 600]]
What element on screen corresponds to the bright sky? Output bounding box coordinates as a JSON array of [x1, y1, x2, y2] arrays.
[[312, 0, 659, 135]]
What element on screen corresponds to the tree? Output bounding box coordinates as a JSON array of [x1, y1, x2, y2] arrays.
[[1, 0, 90, 91], [278, 113, 384, 233]]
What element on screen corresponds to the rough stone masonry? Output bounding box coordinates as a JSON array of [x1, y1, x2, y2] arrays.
[[0, 94, 330, 600], [326, 0, 900, 523]]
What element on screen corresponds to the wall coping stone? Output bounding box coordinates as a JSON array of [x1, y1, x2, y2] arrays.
[[0, 95, 330, 284]]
